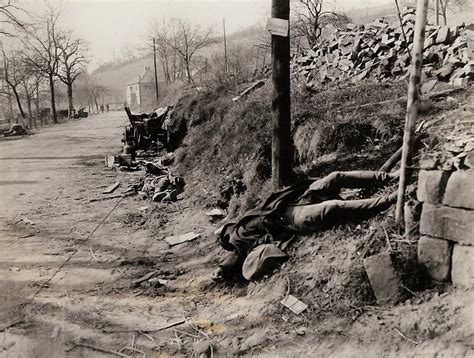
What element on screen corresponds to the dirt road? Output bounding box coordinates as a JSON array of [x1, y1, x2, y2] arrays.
[[0, 112, 265, 357], [1, 112, 472, 358]]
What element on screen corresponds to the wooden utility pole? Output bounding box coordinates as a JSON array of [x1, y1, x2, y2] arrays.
[[153, 37, 159, 102], [223, 18, 228, 73], [395, 0, 429, 225], [270, 0, 291, 189], [435, 0, 439, 25]]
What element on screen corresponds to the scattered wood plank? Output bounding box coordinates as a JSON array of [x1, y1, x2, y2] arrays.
[[131, 270, 159, 286], [0, 319, 23, 332], [342, 88, 464, 112], [232, 80, 266, 102], [394, 327, 423, 345], [103, 182, 120, 194], [102, 318, 187, 333], [165, 232, 200, 246], [104, 155, 116, 168], [89, 192, 134, 203], [72, 343, 129, 357], [205, 208, 226, 218], [280, 294, 308, 314]]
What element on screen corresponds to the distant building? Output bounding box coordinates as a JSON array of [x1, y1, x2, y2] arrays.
[[125, 66, 156, 109]]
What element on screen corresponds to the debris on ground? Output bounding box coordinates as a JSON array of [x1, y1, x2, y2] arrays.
[[232, 80, 266, 102], [16, 217, 36, 225], [104, 154, 115, 168], [165, 232, 201, 246], [205, 208, 227, 220], [281, 294, 308, 314], [124, 106, 170, 151], [364, 252, 404, 304], [102, 182, 120, 194], [193, 340, 213, 357], [101, 104, 187, 205], [0, 123, 28, 137]]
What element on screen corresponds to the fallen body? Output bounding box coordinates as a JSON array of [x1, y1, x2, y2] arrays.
[[215, 171, 398, 281]]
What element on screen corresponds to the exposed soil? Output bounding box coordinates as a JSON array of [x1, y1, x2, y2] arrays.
[[1, 101, 473, 357]]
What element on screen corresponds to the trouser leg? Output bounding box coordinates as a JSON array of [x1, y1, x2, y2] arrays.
[[335, 192, 397, 221], [307, 171, 390, 194], [287, 192, 397, 233]]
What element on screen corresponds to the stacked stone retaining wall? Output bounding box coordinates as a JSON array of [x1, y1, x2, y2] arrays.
[[417, 169, 474, 288]]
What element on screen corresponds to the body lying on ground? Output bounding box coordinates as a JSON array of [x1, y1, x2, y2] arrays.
[[215, 170, 398, 281], [0, 123, 27, 136]]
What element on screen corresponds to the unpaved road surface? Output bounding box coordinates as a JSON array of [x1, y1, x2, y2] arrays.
[[1, 112, 473, 358], [0, 113, 266, 357]]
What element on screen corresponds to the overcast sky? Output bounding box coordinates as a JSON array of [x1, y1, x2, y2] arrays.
[[20, 0, 392, 69]]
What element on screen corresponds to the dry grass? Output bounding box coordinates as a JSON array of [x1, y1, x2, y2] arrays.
[[169, 78, 462, 217]]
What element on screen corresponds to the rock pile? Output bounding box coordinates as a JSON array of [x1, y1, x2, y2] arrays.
[[295, 8, 474, 87]]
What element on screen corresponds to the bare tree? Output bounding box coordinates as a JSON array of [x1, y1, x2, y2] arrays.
[[293, 0, 351, 48], [56, 30, 87, 119], [166, 19, 212, 85], [77, 75, 107, 114], [22, 7, 60, 123], [89, 83, 107, 113], [436, 0, 470, 26], [151, 19, 173, 85], [31, 72, 43, 126], [0, 0, 26, 37], [1, 47, 27, 122], [20, 63, 40, 128]]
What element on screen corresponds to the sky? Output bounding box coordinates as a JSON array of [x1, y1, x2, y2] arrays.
[[18, 0, 393, 69]]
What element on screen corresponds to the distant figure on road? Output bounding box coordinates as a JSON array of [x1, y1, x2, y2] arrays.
[[106, 104, 109, 112], [100, 104, 104, 113]]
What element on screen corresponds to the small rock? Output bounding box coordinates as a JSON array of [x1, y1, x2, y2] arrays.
[[295, 327, 307, 335], [364, 252, 404, 304], [194, 340, 212, 357]]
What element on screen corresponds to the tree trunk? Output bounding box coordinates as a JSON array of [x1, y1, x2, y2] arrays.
[[35, 82, 40, 128], [11, 85, 26, 121], [165, 57, 171, 84], [185, 60, 192, 84], [67, 82, 74, 119], [94, 98, 99, 113], [6, 90, 13, 124], [26, 93, 33, 129], [49, 74, 58, 124]]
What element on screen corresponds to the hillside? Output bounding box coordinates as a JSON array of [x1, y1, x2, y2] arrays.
[[90, 25, 266, 104]]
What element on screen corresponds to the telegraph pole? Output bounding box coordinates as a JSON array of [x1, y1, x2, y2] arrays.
[[153, 37, 159, 102], [395, 0, 429, 226], [223, 18, 228, 73], [435, 0, 439, 25], [270, 0, 291, 189]]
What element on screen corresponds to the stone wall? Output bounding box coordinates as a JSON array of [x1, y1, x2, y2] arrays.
[[417, 169, 474, 288]]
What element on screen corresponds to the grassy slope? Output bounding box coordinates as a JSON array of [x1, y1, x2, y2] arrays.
[[171, 80, 410, 216]]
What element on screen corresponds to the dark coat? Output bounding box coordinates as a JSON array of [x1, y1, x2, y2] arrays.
[[219, 178, 340, 258]]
